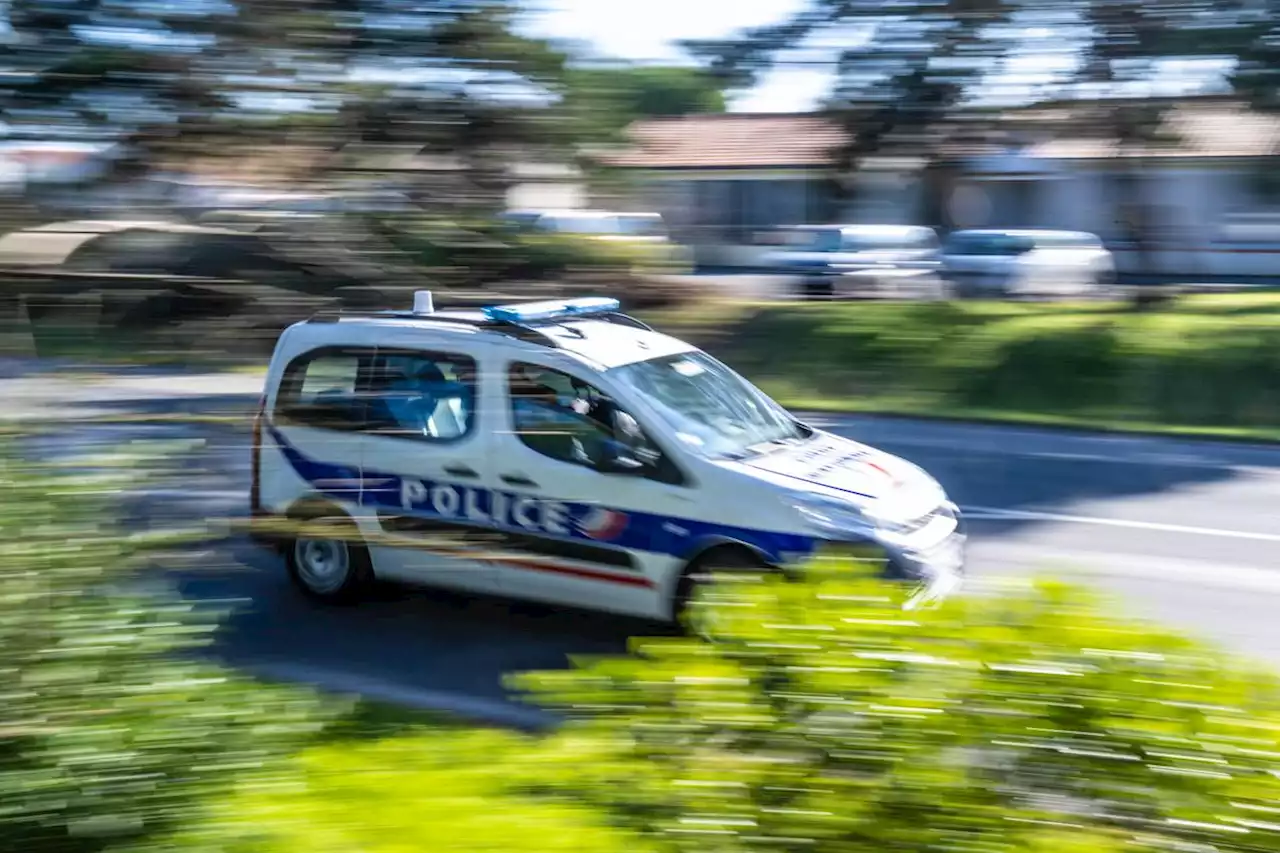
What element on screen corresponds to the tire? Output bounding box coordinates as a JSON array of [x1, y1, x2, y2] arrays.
[[803, 276, 834, 300], [672, 546, 769, 638], [285, 513, 373, 604]]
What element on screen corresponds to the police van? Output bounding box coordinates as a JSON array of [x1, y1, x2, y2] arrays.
[[250, 292, 965, 626]]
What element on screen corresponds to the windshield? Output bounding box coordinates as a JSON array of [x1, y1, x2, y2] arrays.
[[547, 215, 615, 234], [608, 351, 808, 459], [613, 215, 666, 237], [944, 232, 1035, 256], [841, 231, 922, 251], [782, 228, 920, 253]]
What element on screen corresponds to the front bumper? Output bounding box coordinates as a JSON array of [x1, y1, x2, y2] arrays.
[[814, 501, 966, 606], [886, 501, 966, 607]]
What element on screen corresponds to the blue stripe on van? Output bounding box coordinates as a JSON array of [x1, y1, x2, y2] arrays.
[[266, 425, 819, 565]]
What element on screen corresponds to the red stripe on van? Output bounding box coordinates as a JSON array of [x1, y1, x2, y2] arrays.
[[489, 556, 655, 588]]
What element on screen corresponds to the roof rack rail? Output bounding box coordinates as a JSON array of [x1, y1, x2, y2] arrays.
[[598, 311, 653, 332], [303, 306, 566, 349], [304, 296, 651, 347]]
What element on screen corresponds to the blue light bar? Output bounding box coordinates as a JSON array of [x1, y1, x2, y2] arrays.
[[481, 296, 621, 325]]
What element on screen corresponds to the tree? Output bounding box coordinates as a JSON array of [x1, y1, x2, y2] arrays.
[[563, 65, 728, 140], [1, 0, 570, 216], [682, 0, 1019, 217], [683, 0, 1248, 228], [0, 0, 237, 163]]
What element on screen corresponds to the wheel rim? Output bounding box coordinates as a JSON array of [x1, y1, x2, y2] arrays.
[[294, 537, 351, 594]]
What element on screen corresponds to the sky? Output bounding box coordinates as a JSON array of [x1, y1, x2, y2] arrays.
[[520, 0, 834, 112], [520, 0, 1234, 111]]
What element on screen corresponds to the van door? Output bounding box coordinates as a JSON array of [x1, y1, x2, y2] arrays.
[[266, 345, 372, 515], [486, 358, 695, 619], [356, 344, 500, 595]]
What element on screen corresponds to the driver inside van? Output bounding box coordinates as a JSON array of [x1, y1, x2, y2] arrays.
[[510, 365, 616, 467]]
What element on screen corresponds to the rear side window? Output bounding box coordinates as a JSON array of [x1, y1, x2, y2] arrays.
[[364, 349, 478, 442], [274, 348, 370, 432]]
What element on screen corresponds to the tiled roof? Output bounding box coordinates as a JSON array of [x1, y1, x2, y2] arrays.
[[604, 113, 847, 169], [603, 103, 1280, 169]]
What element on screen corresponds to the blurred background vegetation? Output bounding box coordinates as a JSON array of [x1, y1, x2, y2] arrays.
[[5, 0, 1280, 849]]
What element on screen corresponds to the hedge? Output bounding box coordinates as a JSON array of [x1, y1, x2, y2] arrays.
[[154, 554, 1280, 853], [665, 294, 1280, 439], [0, 440, 339, 853]]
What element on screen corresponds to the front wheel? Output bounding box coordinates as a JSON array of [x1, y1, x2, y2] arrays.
[[673, 547, 772, 639], [286, 514, 373, 604]]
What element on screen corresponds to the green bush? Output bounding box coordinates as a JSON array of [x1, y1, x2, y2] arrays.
[[0, 441, 336, 853], [683, 296, 1280, 437], [374, 214, 691, 289], [160, 554, 1280, 853], [147, 730, 654, 853], [504, 557, 1280, 853]]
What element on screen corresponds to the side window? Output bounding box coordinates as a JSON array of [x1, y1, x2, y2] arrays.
[[508, 362, 659, 471], [364, 349, 478, 442], [275, 349, 368, 432]]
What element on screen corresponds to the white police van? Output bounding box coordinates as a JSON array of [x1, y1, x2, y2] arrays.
[[250, 293, 965, 625]]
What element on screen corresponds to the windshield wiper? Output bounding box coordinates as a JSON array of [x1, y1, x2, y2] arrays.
[[743, 434, 806, 455]]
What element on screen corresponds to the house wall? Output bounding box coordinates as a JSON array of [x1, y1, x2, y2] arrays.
[[505, 179, 586, 211], [627, 170, 834, 267], [839, 168, 924, 225], [628, 167, 932, 268], [956, 156, 1280, 279]]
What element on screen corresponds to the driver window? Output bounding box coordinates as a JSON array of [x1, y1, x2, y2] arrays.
[[507, 362, 655, 470]]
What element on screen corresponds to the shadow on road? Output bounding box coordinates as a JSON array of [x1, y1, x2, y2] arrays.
[[171, 539, 659, 727]]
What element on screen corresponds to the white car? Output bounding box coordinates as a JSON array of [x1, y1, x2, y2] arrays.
[[249, 293, 965, 625], [761, 225, 945, 300], [941, 229, 1116, 299]]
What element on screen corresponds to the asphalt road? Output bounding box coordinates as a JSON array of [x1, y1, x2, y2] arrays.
[[9, 363, 1280, 728]]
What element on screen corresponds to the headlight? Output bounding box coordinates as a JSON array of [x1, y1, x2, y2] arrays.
[[792, 489, 937, 539], [792, 494, 878, 538]]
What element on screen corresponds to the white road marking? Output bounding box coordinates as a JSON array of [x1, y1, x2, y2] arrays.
[[962, 505, 1280, 544], [972, 544, 1280, 596]]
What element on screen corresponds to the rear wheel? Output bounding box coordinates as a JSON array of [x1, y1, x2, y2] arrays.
[[285, 513, 373, 604], [803, 276, 834, 300]]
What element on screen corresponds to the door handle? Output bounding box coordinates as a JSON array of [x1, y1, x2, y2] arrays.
[[500, 473, 539, 488], [444, 465, 479, 479]]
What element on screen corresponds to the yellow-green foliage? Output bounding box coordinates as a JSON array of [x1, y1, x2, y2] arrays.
[[0, 444, 335, 853], [150, 730, 656, 853], [159, 554, 1280, 853], [507, 558, 1280, 853]]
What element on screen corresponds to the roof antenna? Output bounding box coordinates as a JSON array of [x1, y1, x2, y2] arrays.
[[413, 290, 435, 314]]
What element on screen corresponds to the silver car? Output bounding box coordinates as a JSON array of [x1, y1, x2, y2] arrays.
[[763, 224, 946, 300], [941, 229, 1116, 299]]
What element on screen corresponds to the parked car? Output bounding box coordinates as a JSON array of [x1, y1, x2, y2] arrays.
[[940, 229, 1115, 299], [761, 224, 945, 300]]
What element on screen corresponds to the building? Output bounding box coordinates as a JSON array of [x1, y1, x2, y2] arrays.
[[600, 113, 928, 268], [606, 98, 1280, 279]]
